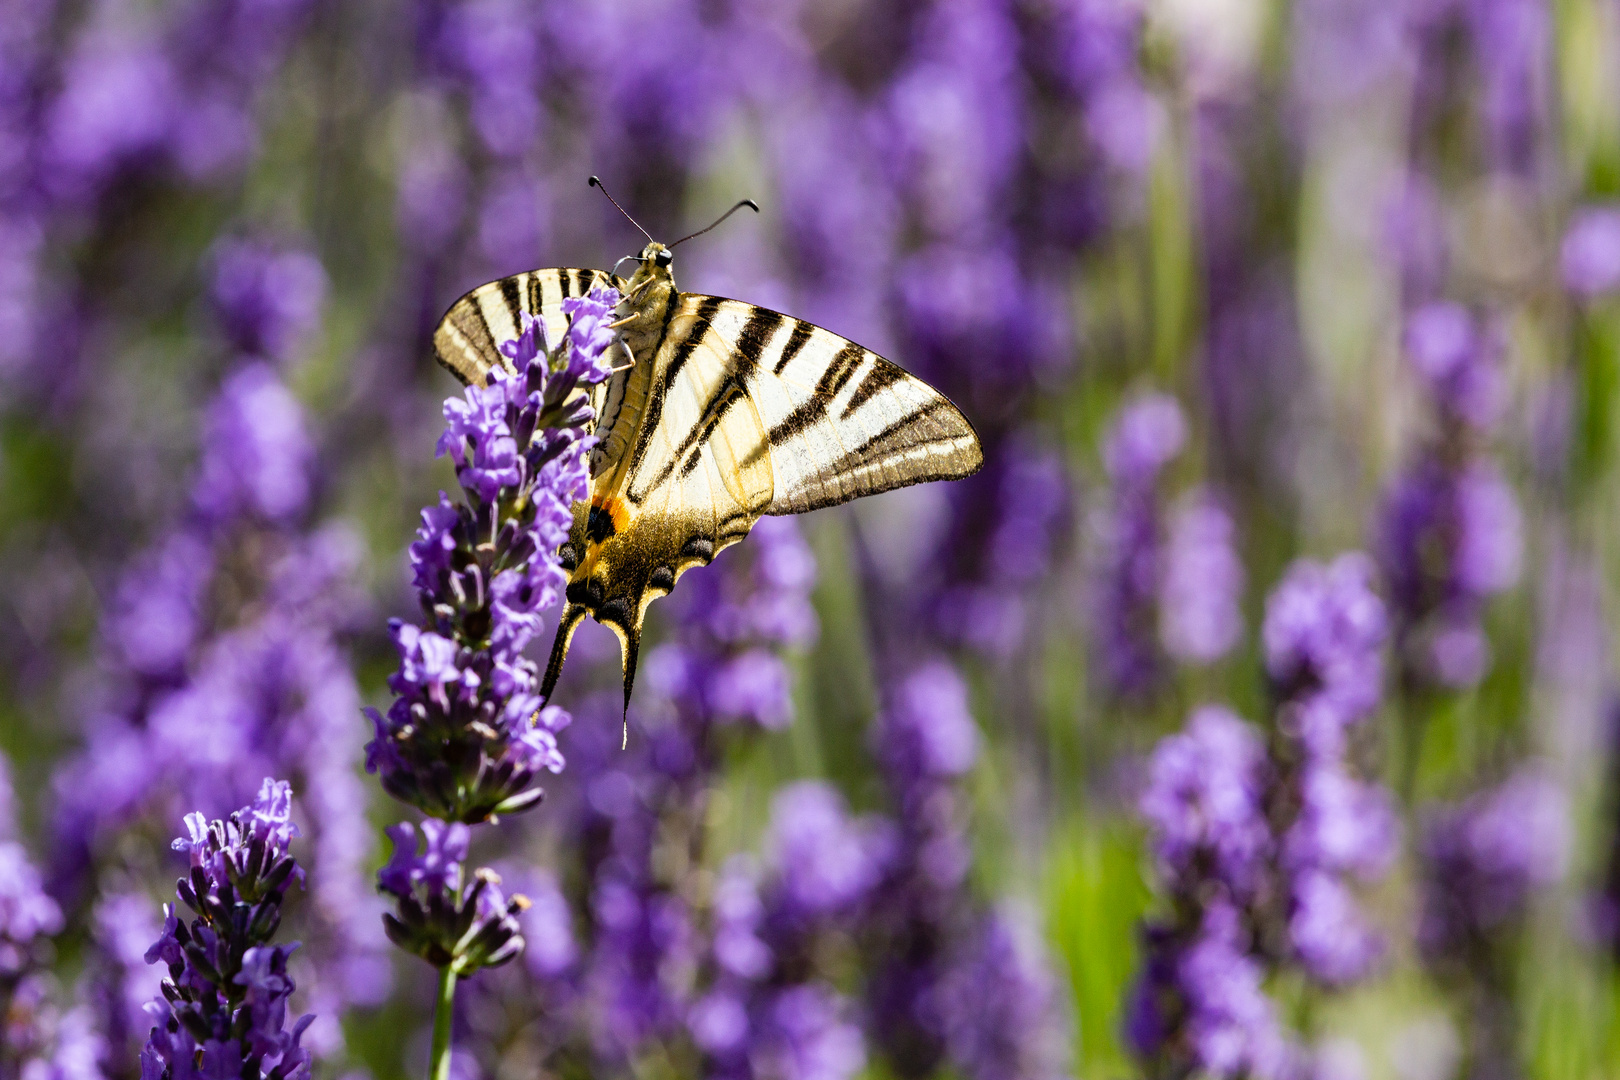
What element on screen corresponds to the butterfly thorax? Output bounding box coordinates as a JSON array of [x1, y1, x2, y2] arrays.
[[589, 244, 677, 484]]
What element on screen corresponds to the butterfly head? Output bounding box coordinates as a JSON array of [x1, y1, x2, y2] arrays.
[[614, 243, 678, 339]]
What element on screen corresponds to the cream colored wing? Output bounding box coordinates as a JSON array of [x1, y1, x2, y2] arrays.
[[431, 266, 624, 386], [688, 299, 985, 514]]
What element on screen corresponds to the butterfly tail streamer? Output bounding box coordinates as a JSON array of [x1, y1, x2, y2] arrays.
[[541, 604, 589, 704], [618, 620, 641, 750]]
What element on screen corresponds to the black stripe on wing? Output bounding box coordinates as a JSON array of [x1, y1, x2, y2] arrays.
[[645, 306, 784, 489], [626, 294, 726, 499], [432, 267, 618, 386]]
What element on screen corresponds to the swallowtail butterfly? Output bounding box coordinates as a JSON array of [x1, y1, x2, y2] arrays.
[[432, 184, 983, 719]]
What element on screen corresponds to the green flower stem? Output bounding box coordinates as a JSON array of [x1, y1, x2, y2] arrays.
[[429, 965, 458, 1080]]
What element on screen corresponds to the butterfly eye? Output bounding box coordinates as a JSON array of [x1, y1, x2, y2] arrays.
[[654, 248, 674, 268]]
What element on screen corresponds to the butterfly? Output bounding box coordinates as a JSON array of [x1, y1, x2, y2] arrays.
[[432, 187, 983, 720]]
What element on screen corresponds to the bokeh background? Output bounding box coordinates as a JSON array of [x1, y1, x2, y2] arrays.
[[3, 0, 1620, 1078]]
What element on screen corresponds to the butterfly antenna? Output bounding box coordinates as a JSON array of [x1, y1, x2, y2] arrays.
[[669, 198, 761, 249], [588, 175, 655, 245]]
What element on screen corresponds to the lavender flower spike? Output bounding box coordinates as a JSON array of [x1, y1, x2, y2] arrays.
[[366, 285, 618, 823], [140, 779, 314, 1080], [377, 821, 528, 975]]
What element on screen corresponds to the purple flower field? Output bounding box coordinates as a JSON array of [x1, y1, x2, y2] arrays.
[[0, 1, 1617, 1079]]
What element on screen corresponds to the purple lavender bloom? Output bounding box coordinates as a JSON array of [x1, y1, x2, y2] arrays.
[[750, 985, 866, 1080], [1262, 553, 1387, 744], [509, 868, 576, 982], [1159, 488, 1245, 663], [1262, 554, 1396, 983], [1287, 870, 1384, 987], [367, 288, 616, 822], [208, 239, 327, 361], [0, 836, 63, 979], [1467, 0, 1552, 176], [685, 789, 881, 1080], [649, 515, 819, 734], [864, 660, 984, 1079], [88, 892, 168, 1071], [1402, 303, 1506, 430], [933, 443, 1071, 661], [140, 780, 314, 1080], [1175, 906, 1297, 1080], [1126, 906, 1297, 1080], [1378, 305, 1521, 688], [1561, 206, 1620, 298], [376, 821, 527, 974], [1139, 705, 1272, 899], [941, 910, 1071, 1080], [873, 661, 980, 793], [1418, 769, 1569, 960], [102, 529, 213, 679], [1091, 394, 1187, 697], [766, 783, 889, 923], [192, 363, 315, 527]]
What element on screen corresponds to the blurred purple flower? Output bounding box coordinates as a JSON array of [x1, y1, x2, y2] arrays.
[[1379, 305, 1521, 688], [1159, 488, 1245, 663], [941, 909, 1071, 1080], [1140, 705, 1272, 898], [767, 783, 889, 922], [193, 363, 315, 526], [1561, 206, 1620, 299], [1467, 0, 1551, 176], [1402, 303, 1505, 430], [0, 836, 63, 979], [650, 516, 819, 733], [1127, 905, 1297, 1080], [208, 239, 327, 362], [873, 660, 980, 790], [1418, 769, 1569, 960], [1263, 553, 1387, 739], [1090, 393, 1187, 697], [1263, 554, 1396, 984]]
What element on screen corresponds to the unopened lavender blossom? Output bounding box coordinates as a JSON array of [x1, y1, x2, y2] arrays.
[[140, 779, 314, 1080], [365, 286, 617, 823], [1090, 394, 1187, 697], [1377, 302, 1522, 689], [376, 820, 526, 975]]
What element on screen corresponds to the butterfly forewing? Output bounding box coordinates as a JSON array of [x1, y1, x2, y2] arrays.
[[692, 298, 984, 513], [432, 267, 624, 386]]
